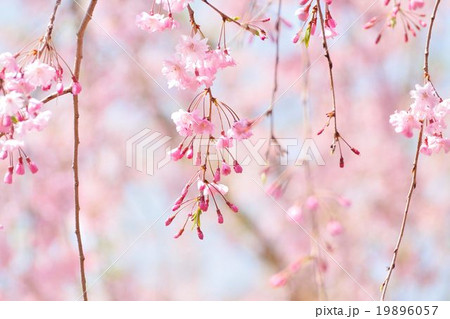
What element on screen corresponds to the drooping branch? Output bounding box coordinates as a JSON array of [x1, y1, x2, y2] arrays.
[[316, 0, 343, 167], [72, 0, 98, 302], [380, 0, 441, 301]]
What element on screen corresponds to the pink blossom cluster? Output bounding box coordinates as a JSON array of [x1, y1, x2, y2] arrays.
[[135, 0, 192, 33], [162, 35, 236, 90], [166, 94, 253, 239], [390, 82, 450, 155], [0, 51, 80, 184], [364, 0, 427, 44], [293, 0, 337, 45], [135, 1, 264, 239]]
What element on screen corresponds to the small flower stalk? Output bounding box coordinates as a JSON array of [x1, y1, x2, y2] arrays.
[[364, 0, 427, 44]]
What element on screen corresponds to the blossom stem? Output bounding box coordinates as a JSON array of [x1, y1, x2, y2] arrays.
[[316, 0, 344, 165], [72, 0, 98, 302], [380, 0, 441, 301], [200, 0, 263, 37], [38, 0, 62, 57]]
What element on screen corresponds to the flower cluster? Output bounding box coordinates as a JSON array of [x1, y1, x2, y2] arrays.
[[136, 1, 267, 239], [0, 44, 80, 184], [390, 82, 450, 155], [166, 90, 253, 239], [364, 0, 427, 44], [162, 35, 236, 90], [136, 0, 193, 33], [293, 0, 337, 46]]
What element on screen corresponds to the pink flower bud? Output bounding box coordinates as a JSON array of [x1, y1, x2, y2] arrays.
[[165, 216, 175, 226], [327, 220, 343, 236], [199, 197, 209, 211], [221, 161, 231, 176], [269, 273, 287, 288], [56, 82, 64, 95], [186, 146, 194, 159], [197, 227, 204, 240], [216, 209, 224, 224], [174, 228, 184, 239], [227, 202, 239, 213], [233, 160, 243, 174], [15, 158, 25, 175], [337, 196, 352, 207], [172, 203, 181, 212], [305, 196, 319, 211], [170, 146, 183, 161], [72, 81, 82, 95], [4, 166, 13, 184], [26, 158, 39, 174], [213, 167, 221, 183]]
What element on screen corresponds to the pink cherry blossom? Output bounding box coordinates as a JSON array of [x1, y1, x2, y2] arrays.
[[0, 52, 18, 74], [162, 57, 195, 90], [409, 0, 425, 11], [23, 60, 56, 88], [193, 118, 214, 135], [136, 12, 178, 33], [171, 109, 198, 136], [227, 119, 253, 141], [176, 35, 209, 69], [0, 91, 24, 116], [389, 110, 421, 138], [216, 134, 233, 149]]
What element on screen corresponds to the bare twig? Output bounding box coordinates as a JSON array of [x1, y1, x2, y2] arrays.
[[41, 88, 72, 104], [316, 0, 344, 167], [38, 0, 62, 57], [380, 0, 441, 301], [201, 0, 266, 38], [72, 0, 98, 302]]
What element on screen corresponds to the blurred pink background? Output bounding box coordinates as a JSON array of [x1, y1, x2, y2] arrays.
[[0, 0, 449, 300]]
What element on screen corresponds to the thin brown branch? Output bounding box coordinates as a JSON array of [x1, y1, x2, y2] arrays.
[[38, 0, 62, 57], [380, 125, 424, 300], [201, 0, 266, 38], [316, 0, 343, 166], [380, 0, 441, 301], [72, 0, 98, 302], [41, 88, 72, 104]]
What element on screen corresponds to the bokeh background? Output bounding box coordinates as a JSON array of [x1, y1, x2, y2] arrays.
[[0, 0, 449, 300]]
